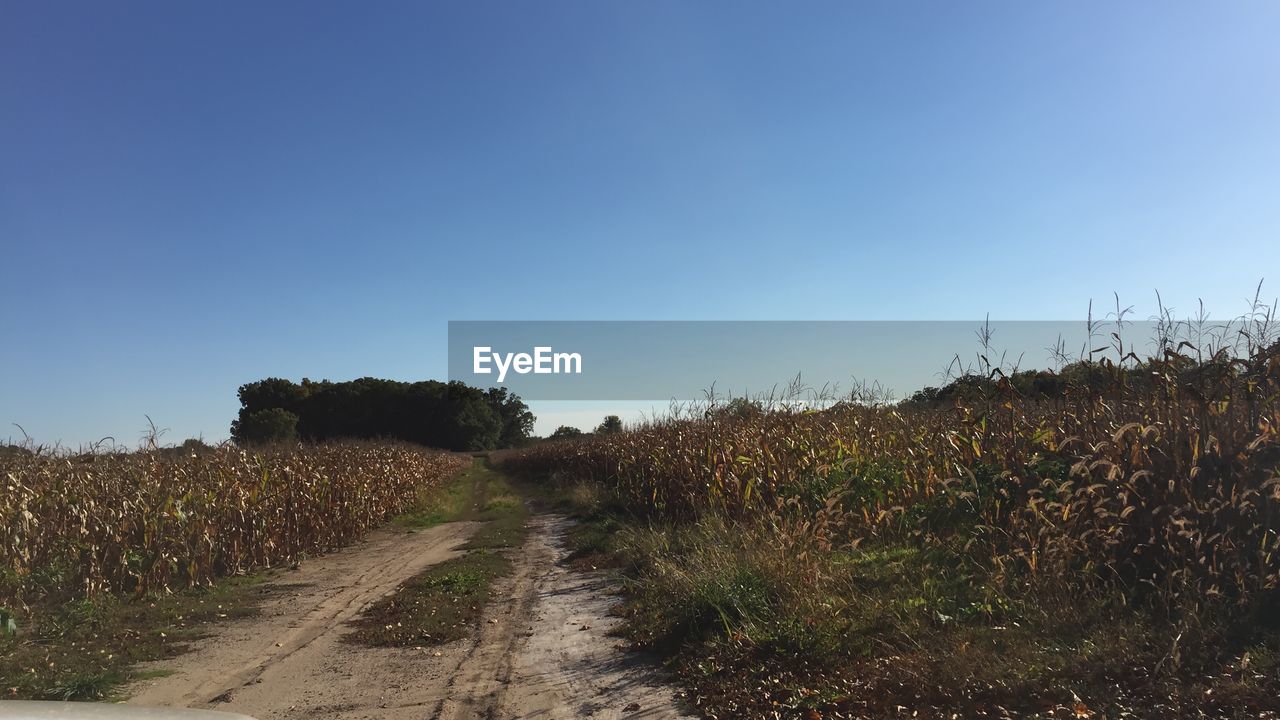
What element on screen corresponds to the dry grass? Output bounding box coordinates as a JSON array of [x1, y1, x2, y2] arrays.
[[0, 441, 469, 700], [1, 442, 469, 605], [501, 309, 1280, 717]]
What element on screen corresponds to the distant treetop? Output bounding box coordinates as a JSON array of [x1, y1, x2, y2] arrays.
[[230, 378, 534, 451]]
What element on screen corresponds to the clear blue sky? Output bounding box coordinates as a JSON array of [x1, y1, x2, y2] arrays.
[[3, 1, 1278, 446]]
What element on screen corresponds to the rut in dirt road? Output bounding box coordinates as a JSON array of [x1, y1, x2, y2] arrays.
[[435, 515, 694, 720], [128, 520, 483, 716], [127, 499, 693, 719]]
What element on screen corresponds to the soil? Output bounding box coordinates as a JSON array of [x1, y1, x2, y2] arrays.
[[126, 514, 693, 720]]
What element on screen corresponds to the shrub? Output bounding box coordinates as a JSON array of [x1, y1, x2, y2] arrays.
[[549, 425, 584, 440], [595, 415, 623, 434]]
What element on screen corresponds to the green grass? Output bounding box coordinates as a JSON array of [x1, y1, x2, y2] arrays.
[[43, 671, 126, 702], [1, 574, 268, 700], [348, 460, 530, 647], [391, 469, 476, 529], [347, 551, 512, 646]]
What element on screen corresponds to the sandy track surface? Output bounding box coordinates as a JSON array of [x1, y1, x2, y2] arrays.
[[437, 516, 693, 720], [128, 514, 693, 720], [127, 521, 482, 717]]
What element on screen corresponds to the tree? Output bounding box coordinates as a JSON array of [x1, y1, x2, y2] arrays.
[[231, 408, 299, 445], [595, 415, 623, 434], [486, 387, 536, 448], [549, 425, 584, 440], [237, 378, 308, 415], [230, 377, 535, 451], [440, 382, 502, 451]]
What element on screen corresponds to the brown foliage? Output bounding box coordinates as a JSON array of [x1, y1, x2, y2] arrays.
[[501, 343, 1280, 616], [1, 443, 468, 603]]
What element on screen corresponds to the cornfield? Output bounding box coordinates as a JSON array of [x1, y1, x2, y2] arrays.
[[1, 443, 468, 604], [501, 337, 1280, 616]]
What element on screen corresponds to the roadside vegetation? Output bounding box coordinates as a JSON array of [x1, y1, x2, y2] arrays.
[[349, 461, 530, 647], [0, 442, 468, 699], [499, 298, 1280, 719], [0, 573, 270, 701]]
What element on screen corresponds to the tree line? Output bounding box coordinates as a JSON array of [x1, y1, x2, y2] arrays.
[[231, 377, 534, 451], [900, 351, 1274, 410], [546, 414, 622, 440]]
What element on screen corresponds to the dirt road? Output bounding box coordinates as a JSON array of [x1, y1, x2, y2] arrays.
[[128, 513, 693, 720]]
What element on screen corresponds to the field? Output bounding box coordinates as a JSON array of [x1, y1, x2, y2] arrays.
[[0, 445, 694, 718], [0, 442, 468, 698], [499, 327, 1280, 718], [3, 320, 1278, 718]]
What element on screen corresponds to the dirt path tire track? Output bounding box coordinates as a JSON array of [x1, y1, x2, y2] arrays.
[[128, 510, 693, 720], [430, 527, 540, 720], [440, 515, 694, 720], [128, 521, 482, 716]]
